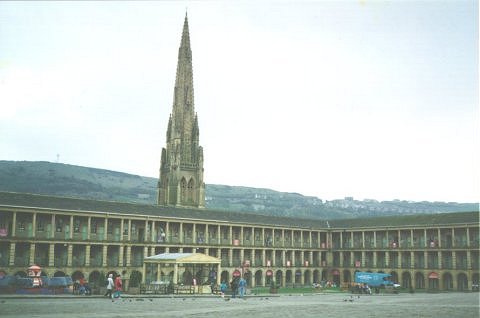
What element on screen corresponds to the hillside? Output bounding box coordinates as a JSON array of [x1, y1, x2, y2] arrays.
[[0, 161, 477, 219]]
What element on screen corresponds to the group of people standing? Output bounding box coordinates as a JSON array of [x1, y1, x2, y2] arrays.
[[219, 277, 247, 299], [104, 273, 122, 301]]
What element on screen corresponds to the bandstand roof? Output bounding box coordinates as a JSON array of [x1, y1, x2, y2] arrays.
[[144, 253, 220, 264]]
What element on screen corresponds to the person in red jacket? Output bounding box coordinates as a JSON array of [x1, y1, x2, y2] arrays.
[[113, 274, 122, 300]]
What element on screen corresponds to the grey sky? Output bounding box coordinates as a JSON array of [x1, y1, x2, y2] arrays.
[[0, 1, 478, 202]]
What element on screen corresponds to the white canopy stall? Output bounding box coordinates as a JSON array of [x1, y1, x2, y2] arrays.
[[142, 253, 221, 293]]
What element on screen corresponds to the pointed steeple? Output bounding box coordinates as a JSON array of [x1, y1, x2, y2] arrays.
[[157, 15, 205, 209]]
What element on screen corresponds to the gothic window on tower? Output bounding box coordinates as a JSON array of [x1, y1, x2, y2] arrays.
[[180, 178, 187, 203], [187, 178, 195, 203]]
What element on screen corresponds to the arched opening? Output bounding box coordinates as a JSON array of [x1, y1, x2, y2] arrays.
[[220, 271, 229, 284], [304, 270, 311, 285], [294, 270, 302, 285], [457, 273, 468, 291], [442, 272, 453, 290], [130, 270, 143, 288], [343, 270, 352, 286], [321, 269, 328, 281], [54, 271, 66, 277], [402, 272, 412, 289], [428, 272, 439, 290], [71, 271, 84, 281], [313, 270, 320, 284], [390, 271, 399, 284], [275, 270, 283, 287], [187, 178, 195, 203], [88, 271, 102, 290], [331, 269, 340, 286], [254, 270, 263, 286], [415, 272, 425, 289], [180, 178, 187, 204], [285, 270, 292, 285], [244, 270, 252, 287]]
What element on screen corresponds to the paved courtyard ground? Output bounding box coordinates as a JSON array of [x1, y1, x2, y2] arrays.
[[1, 293, 479, 318]]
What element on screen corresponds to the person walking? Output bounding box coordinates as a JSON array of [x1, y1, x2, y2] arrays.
[[220, 281, 227, 298], [113, 274, 122, 300], [104, 274, 114, 299], [238, 277, 247, 298]]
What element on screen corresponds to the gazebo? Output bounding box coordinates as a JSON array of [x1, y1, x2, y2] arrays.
[[142, 253, 221, 292]]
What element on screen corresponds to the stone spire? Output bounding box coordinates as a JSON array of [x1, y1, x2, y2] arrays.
[[157, 14, 205, 208]]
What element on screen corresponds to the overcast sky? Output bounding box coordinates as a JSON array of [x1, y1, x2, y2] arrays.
[[0, 1, 478, 203]]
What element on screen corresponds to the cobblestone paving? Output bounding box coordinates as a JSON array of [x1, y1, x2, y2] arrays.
[[1, 293, 479, 318]]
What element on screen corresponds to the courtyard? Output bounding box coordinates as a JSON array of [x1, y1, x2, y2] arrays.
[[1, 292, 478, 318]]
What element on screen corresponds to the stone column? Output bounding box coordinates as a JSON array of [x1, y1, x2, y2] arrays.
[[102, 245, 108, 267], [282, 250, 286, 267], [179, 223, 183, 244], [85, 245, 91, 266], [228, 249, 233, 267], [217, 225, 221, 245], [126, 246, 131, 267], [262, 249, 266, 266], [119, 245, 124, 267], [282, 229, 285, 248], [9, 243, 15, 266], [32, 212, 37, 238], [50, 214, 55, 239], [173, 264, 178, 284], [120, 219, 124, 241], [67, 244, 73, 266], [373, 231, 376, 248], [87, 217, 91, 240], [128, 220, 132, 241], [145, 220, 149, 242], [70, 215, 74, 240], [49, 244, 55, 267], [29, 243, 35, 265], [240, 226, 244, 245], [12, 212, 17, 237], [104, 218, 108, 241]]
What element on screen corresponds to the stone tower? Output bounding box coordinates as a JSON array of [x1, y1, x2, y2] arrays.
[[157, 14, 205, 208]]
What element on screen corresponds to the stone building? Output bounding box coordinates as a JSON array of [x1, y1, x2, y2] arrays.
[[0, 15, 478, 292]]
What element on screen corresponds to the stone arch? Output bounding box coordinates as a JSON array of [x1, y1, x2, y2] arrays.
[[472, 273, 479, 286], [321, 269, 328, 281], [254, 270, 263, 286], [343, 270, 352, 285], [187, 178, 195, 203], [294, 269, 302, 285], [71, 271, 84, 281], [54, 271, 66, 277], [442, 272, 453, 290], [304, 270, 312, 285], [180, 177, 187, 203], [220, 270, 229, 284], [313, 270, 320, 284], [401, 272, 412, 289], [88, 270, 102, 289], [275, 270, 283, 287], [390, 271, 399, 284], [457, 273, 468, 291], [415, 272, 425, 289], [285, 270, 293, 285], [129, 270, 142, 288]]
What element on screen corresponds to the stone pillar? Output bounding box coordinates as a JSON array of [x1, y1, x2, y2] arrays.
[[70, 215, 74, 240], [282, 229, 285, 248], [50, 214, 55, 239], [300, 231, 304, 247], [32, 212, 37, 238], [49, 243, 55, 266], [452, 251, 457, 269], [29, 243, 35, 265], [173, 264, 178, 284], [102, 218, 108, 241], [217, 225, 221, 245], [120, 218, 125, 242], [228, 249, 233, 267], [373, 251, 377, 268], [119, 245, 124, 267], [85, 245, 91, 266], [385, 251, 390, 267], [9, 242, 15, 266], [179, 223, 183, 244], [282, 250, 286, 267], [102, 245, 108, 267], [145, 220, 149, 242], [424, 251, 428, 269], [12, 212, 17, 237], [362, 231, 365, 248], [126, 246, 131, 267], [229, 226, 233, 245], [192, 223, 196, 243], [87, 217, 91, 240], [410, 251, 415, 269], [361, 251, 365, 267], [373, 231, 376, 248], [240, 226, 244, 245], [262, 249, 266, 266], [128, 220, 132, 242], [67, 244, 73, 266], [261, 228, 265, 246]]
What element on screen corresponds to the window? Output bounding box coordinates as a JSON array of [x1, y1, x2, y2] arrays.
[[91, 220, 97, 234], [73, 220, 80, 233]]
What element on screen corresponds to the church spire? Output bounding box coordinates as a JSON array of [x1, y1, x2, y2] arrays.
[[157, 15, 205, 208]]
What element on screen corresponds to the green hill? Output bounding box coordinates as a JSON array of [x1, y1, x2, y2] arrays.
[[0, 160, 477, 219]]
